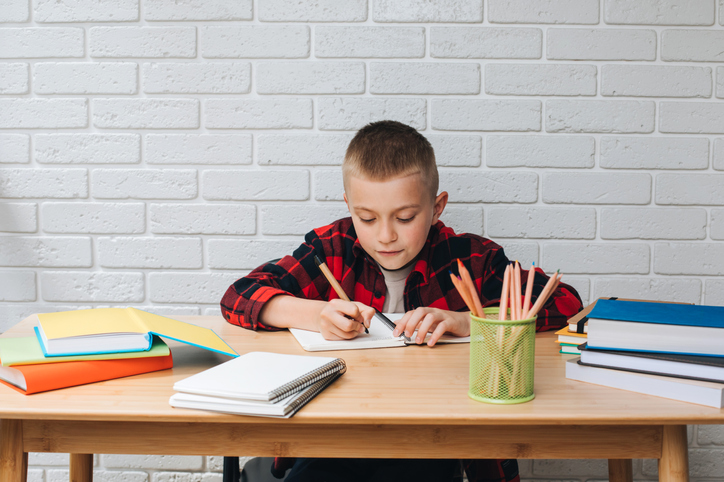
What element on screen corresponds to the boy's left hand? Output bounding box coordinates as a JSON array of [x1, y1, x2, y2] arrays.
[[392, 307, 470, 346]]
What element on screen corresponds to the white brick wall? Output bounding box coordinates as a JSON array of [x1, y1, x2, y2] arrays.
[[2, 0, 724, 480]]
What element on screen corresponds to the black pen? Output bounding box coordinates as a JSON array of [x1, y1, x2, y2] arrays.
[[314, 255, 369, 334]]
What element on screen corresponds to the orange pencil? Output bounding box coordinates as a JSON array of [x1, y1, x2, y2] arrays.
[[528, 270, 560, 319], [513, 261, 522, 320], [450, 272, 476, 315], [521, 262, 535, 319], [498, 263, 511, 321], [457, 260, 484, 318]]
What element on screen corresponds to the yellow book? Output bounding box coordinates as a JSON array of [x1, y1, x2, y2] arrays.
[[555, 326, 586, 345]]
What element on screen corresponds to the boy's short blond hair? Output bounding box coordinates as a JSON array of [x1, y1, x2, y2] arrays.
[[343, 120, 438, 198]]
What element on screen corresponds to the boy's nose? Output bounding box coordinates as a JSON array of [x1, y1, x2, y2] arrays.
[[378, 222, 397, 243]]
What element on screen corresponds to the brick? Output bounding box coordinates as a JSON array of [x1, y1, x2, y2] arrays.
[[154, 472, 222, 482], [593, 277, 702, 304], [645, 448, 724, 477], [487, 135, 594, 169], [90, 27, 195, 58], [656, 173, 724, 205], [41, 271, 144, 302], [601, 208, 706, 240], [370, 62, 479, 94], [546, 100, 655, 133], [258, 134, 351, 166], [660, 102, 724, 134], [0, 98, 87, 128], [35, 134, 140, 165], [0, 168, 87, 198], [0, 270, 35, 301], [0, 237, 91, 267], [102, 454, 200, 471], [150, 203, 255, 235], [93, 169, 197, 200], [716, 138, 724, 171], [0, 62, 28, 94], [432, 99, 541, 132], [260, 0, 367, 22], [704, 279, 724, 305], [208, 239, 301, 269], [149, 273, 240, 304], [202, 170, 309, 201], [143, 62, 250, 94], [34, 62, 137, 94], [318, 98, 426, 131], [605, 0, 714, 25], [146, 134, 251, 165], [34, 0, 138, 22], [601, 65, 711, 98], [543, 172, 651, 204], [717, 66, 724, 98], [0, 0, 28, 21], [314, 169, 344, 201], [93, 99, 199, 129], [547, 28, 656, 60], [428, 135, 481, 167], [373, 0, 483, 23], [42, 202, 145, 234], [0, 203, 37, 232], [205, 99, 313, 129], [145, 0, 251, 21], [698, 425, 724, 445], [28, 453, 70, 465], [201, 26, 309, 59], [495, 242, 539, 269], [0, 28, 84, 58], [257, 62, 365, 94], [440, 205, 483, 236], [533, 459, 608, 476], [0, 304, 90, 332], [489, 0, 598, 24], [0, 134, 29, 164], [440, 171, 538, 203], [712, 209, 724, 240], [488, 207, 596, 239], [542, 243, 650, 274], [430, 27, 541, 59], [98, 237, 202, 269], [147, 306, 201, 317], [485, 63, 596, 96], [655, 242, 724, 275], [662, 29, 724, 61], [600, 137, 708, 170], [261, 204, 349, 235], [86, 471, 148, 482], [315, 27, 424, 58]]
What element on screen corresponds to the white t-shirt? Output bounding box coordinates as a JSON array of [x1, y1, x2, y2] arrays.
[[379, 262, 415, 314]]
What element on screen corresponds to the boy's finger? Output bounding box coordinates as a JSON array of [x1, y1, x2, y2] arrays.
[[427, 324, 448, 347]]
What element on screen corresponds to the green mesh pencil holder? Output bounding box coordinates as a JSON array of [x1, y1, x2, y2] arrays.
[[469, 307, 536, 404]]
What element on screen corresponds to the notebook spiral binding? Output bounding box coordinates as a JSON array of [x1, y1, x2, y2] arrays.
[[268, 358, 347, 402], [286, 372, 344, 415]]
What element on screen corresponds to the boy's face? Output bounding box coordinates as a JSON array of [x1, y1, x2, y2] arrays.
[[344, 172, 448, 271]]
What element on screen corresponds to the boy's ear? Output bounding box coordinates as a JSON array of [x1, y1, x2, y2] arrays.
[[431, 191, 448, 224], [343, 192, 350, 210]]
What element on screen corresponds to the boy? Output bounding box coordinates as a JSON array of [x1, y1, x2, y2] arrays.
[[220, 121, 583, 482]]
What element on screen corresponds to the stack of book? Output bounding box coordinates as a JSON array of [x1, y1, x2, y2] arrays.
[[554, 300, 593, 354], [565, 299, 724, 408]]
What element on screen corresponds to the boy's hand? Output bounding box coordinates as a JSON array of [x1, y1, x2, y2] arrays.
[[318, 299, 374, 341], [392, 307, 470, 346]]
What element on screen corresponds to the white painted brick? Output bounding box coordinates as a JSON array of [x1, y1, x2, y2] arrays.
[[704, 279, 724, 306], [318, 98, 426, 131], [542, 243, 650, 274], [261, 204, 349, 235], [98, 237, 202, 269], [487, 135, 594, 169], [208, 239, 301, 269], [0, 270, 35, 301], [547, 28, 656, 60], [440, 171, 538, 203], [90, 470, 149, 482], [715, 138, 724, 171], [485, 64, 596, 96], [92, 169, 197, 200], [698, 425, 724, 444], [149, 272, 240, 303], [373, 0, 483, 23], [644, 448, 724, 477], [0, 28, 84, 58], [488, 207, 596, 239], [0, 98, 87, 128], [655, 242, 724, 275], [656, 173, 724, 205], [147, 306, 201, 316], [546, 100, 655, 133], [0, 237, 91, 267], [258, 134, 351, 166], [601, 65, 711, 98], [561, 276, 590, 306], [36, 134, 140, 165], [154, 473, 221, 482], [543, 172, 651, 204], [314, 169, 344, 201], [660, 102, 724, 134], [717, 66, 724, 98], [34, 62, 137, 95], [593, 277, 702, 304], [93, 99, 199, 129], [611, 0, 714, 25], [90, 27, 196, 58], [600, 208, 706, 240], [205, 99, 313, 129], [494, 242, 539, 268], [146, 134, 251, 165], [0, 63, 28, 94], [0, 0, 28, 21], [370, 62, 479, 94], [432, 99, 541, 132], [145, 0, 251, 21], [143, 62, 250, 94], [430, 27, 541, 59], [202, 170, 309, 201], [103, 455, 202, 471], [29, 452, 70, 465], [315, 27, 424, 58], [662, 29, 724, 61], [0, 134, 30, 164], [0, 304, 91, 332], [34, 0, 138, 22], [150, 203, 255, 235], [428, 135, 481, 167], [533, 459, 608, 476], [0, 168, 87, 198], [440, 205, 484, 236], [257, 62, 365, 95], [489, 0, 598, 24], [712, 209, 724, 240], [41, 271, 144, 302], [600, 137, 709, 170], [42, 202, 145, 234], [260, 0, 367, 22], [201, 26, 309, 59], [0, 203, 37, 232]]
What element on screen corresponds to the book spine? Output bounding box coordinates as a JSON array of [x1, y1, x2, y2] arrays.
[[268, 358, 346, 402], [285, 372, 343, 417]]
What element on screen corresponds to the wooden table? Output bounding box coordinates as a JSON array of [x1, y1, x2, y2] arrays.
[[1, 316, 722, 482]]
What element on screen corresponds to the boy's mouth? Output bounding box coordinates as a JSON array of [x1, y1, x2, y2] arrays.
[[377, 250, 402, 256]]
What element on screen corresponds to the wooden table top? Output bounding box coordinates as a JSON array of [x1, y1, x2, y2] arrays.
[[1, 315, 723, 426]]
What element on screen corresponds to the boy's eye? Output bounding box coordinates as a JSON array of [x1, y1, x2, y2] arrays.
[[360, 218, 375, 223], [398, 216, 415, 223]]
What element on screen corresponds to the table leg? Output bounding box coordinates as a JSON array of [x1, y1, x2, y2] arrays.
[[659, 425, 689, 482], [608, 459, 633, 482], [69, 454, 93, 482], [0, 419, 27, 482]]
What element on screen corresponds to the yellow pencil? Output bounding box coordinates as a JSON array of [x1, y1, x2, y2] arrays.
[[314, 255, 368, 334]]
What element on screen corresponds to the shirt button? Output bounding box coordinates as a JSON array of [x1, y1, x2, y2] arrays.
[[374, 291, 382, 298]]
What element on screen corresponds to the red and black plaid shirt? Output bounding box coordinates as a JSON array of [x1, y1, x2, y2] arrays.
[[220, 217, 583, 481]]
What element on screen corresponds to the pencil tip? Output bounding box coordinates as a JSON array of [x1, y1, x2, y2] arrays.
[[313, 255, 322, 267]]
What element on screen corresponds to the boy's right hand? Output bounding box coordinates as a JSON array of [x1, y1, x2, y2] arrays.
[[318, 299, 374, 341]]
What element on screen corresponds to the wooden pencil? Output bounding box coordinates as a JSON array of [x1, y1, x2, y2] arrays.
[[457, 260, 484, 318], [513, 261, 522, 320], [499, 263, 511, 321], [527, 269, 560, 319], [521, 262, 535, 319]]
